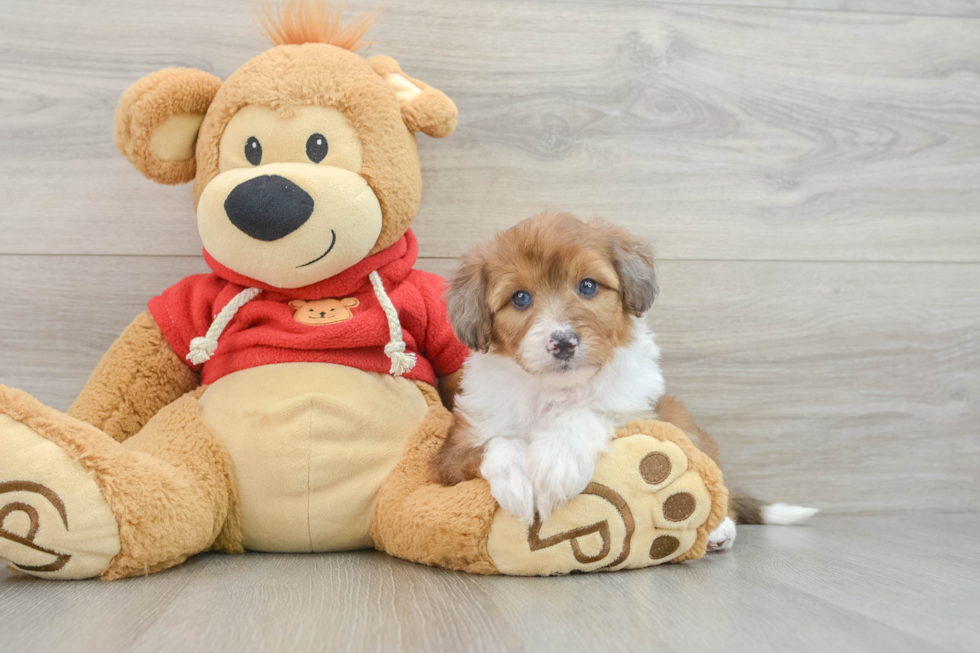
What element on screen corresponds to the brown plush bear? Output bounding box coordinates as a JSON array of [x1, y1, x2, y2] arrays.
[[0, 0, 727, 580]]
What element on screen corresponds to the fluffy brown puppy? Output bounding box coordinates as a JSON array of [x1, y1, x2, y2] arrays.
[[434, 213, 670, 520]]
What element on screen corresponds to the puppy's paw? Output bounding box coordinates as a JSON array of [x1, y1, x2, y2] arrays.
[[707, 516, 737, 552], [486, 468, 535, 525], [482, 438, 535, 524], [527, 440, 595, 523]]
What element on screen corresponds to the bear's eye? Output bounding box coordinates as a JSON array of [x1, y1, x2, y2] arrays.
[[245, 136, 262, 166], [306, 133, 328, 163], [578, 278, 598, 297], [309, 308, 314, 312], [511, 290, 532, 310]]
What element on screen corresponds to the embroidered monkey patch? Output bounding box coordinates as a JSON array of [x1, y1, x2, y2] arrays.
[[289, 297, 359, 325]]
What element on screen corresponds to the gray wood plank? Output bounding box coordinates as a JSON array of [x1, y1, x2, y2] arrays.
[[1, 515, 976, 653], [0, 255, 210, 410], [127, 554, 524, 653], [646, 259, 980, 515], [474, 531, 951, 653], [1, 1, 978, 261], [1, 254, 977, 515], [749, 517, 980, 652], [645, 0, 980, 18]]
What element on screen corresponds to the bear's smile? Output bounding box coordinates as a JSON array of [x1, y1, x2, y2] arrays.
[[297, 229, 337, 268]]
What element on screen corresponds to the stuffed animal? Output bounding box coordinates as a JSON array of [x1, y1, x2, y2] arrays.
[[0, 0, 728, 580]]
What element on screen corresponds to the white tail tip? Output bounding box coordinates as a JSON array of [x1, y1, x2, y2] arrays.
[[762, 503, 819, 525]]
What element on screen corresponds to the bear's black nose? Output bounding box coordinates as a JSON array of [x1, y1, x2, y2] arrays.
[[224, 175, 314, 242]]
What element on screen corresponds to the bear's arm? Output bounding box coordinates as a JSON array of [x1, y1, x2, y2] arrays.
[[66, 311, 199, 442]]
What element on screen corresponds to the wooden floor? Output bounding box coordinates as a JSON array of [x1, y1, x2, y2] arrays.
[[1, 514, 977, 653]]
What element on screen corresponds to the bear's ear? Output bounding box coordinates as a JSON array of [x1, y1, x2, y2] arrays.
[[115, 68, 222, 185], [367, 55, 457, 139], [342, 297, 360, 308], [288, 299, 308, 309]]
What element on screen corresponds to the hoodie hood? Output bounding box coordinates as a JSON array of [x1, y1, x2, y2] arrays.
[[203, 230, 419, 301]]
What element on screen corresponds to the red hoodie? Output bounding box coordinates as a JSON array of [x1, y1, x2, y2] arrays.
[[148, 230, 469, 386]]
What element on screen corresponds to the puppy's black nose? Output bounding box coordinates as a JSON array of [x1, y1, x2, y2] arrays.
[[548, 330, 579, 361], [224, 175, 314, 241]]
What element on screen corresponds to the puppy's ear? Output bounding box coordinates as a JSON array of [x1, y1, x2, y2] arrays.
[[446, 246, 492, 352], [367, 55, 458, 139], [599, 220, 659, 316], [115, 68, 222, 185]]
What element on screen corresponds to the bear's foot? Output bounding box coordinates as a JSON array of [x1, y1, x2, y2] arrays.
[[486, 421, 727, 575], [0, 386, 120, 579]]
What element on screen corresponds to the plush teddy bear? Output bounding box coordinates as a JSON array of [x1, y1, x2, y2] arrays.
[[0, 0, 728, 580]]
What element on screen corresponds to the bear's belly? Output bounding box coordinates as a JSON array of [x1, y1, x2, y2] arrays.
[[198, 363, 429, 552]]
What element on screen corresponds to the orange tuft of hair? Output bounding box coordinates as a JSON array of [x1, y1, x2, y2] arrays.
[[256, 0, 377, 51]]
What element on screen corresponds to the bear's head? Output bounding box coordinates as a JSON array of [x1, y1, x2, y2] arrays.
[[114, 0, 456, 289]]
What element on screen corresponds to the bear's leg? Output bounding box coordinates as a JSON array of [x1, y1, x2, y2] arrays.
[[372, 383, 729, 575], [0, 385, 238, 580], [371, 384, 499, 574]]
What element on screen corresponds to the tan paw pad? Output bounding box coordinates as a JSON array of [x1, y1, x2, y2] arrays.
[[487, 431, 714, 575], [0, 415, 120, 579]]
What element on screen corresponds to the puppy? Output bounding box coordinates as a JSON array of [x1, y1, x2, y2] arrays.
[[435, 212, 817, 551], [435, 212, 666, 524]]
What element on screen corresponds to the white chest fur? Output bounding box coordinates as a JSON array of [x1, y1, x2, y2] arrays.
[[457, 318, 665, 445]]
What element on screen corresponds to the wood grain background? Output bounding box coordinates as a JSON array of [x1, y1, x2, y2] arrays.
[[1, 0, 977, 515]]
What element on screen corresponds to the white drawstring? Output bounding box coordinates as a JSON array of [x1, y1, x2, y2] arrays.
[[186, 287, 262, 365], [369, 270, 416, 376]]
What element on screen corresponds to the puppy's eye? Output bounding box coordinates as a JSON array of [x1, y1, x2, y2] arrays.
[[245, 136, 262, 166], [511, 290, 532, 310], [306, 133, 329, 163], [578, 278, 599, 297]]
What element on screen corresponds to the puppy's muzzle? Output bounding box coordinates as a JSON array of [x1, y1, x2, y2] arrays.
[[548, 330, 579, 361], [224, 175, 314, 242]]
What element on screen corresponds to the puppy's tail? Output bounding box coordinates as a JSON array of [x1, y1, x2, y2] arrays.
[[730, 492, 819, 525]]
